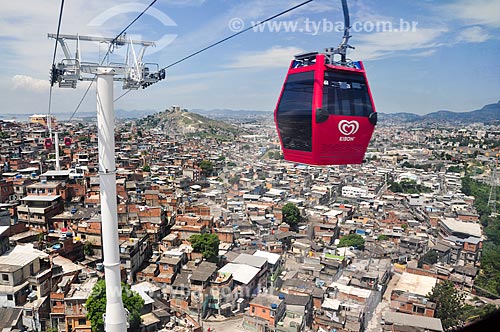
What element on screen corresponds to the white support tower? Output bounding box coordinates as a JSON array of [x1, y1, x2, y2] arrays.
[[48, 33, 165, 332], [54, 132, 61, 171]]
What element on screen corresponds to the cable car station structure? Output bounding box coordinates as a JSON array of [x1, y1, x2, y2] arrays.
[[48, 33, 165, 332]]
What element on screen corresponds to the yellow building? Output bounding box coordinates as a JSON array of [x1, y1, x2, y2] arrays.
[[29, 114, 56, 128]]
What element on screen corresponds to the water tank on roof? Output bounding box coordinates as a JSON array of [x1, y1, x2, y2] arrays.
[[278, 293, 285, 300], [271, 303, 278, 309]]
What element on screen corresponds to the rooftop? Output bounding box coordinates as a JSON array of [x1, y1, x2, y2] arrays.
[[394, 272, 437, 297], [440, 218, 482, 238], [233, 253, 268, 268], [253, 250, 280, 265], [21, 195, 61, 202], [190, 261, 217, 282], [66, 277, 98, 300], [219, 263, 260, 285], [383, 311, 443, 331], [250, 293, 282, 308]]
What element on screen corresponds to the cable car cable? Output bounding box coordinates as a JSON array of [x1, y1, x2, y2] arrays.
[[114, 89, 132, 103], [47, 0, 65, 133], [163, 0, 314, 71], [114, 0, 315, 102], [50, 0, 65, 74], [69, 0, 158, 121]]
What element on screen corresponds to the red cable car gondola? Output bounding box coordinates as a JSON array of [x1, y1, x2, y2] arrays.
[[44, 138, 53, 149], [274, 0, 377, 166], [64, 137, 72, 146]]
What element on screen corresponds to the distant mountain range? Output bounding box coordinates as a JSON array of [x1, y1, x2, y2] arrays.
[[1, 100, 499, 124], [191, 101, 500, 124], [378, 100, 500, 124]]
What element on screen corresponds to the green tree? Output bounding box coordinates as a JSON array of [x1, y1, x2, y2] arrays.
[[142, 165, 151, 172], [418, 250, 438, 268], [86, 280, 144, 332], [461, 303, 497, 325], [377, 234, 389, 241], [189, 233, 220, 261], [229, 175, 241, 185], [338, 234, 365, 249], [199, 160, 214, 177], [0, 131, 9, 139], [84, 242, 94, 256], [282, 203, 301, 228], [428, 280, 465, 331]]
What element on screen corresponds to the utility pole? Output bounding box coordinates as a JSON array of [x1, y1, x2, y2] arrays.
[[48, 33, 164, 332]]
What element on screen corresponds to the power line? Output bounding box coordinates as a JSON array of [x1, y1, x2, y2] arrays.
[[69, 0, 158, 121], [113, 0, 315, 102]]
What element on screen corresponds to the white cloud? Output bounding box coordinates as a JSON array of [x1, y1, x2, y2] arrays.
[[225, 46, 304, 69], [11, 75, 49, 92], [409, 49, 437, 58], [442, 0, 500, 28], [351, 27, 447, 60], [456, 26, 490, 43]]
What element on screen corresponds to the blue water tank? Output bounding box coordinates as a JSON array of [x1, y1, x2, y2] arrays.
[[278, 293, 285, 300], [271, 303, 278, 309]]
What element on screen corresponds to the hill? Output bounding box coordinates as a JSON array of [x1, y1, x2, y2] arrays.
[[145, 108, 245, 140], [380, 100, 500, 124]]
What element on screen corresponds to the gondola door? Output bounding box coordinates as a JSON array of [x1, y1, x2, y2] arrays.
[[314, 58, 376, 165], [275, 63, 316, 165]]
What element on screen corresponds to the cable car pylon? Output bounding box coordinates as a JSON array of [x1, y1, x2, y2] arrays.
[[48, 33, 164, 332]]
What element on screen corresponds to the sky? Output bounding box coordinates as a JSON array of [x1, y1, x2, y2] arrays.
[[0, 0, 499, 117]]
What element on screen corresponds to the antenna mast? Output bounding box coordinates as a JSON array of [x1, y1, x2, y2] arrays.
[[48, 33, 165, 332], [489, 157, 498, 217]]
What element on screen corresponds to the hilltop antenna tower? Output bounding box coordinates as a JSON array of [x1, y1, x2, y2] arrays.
[[48, 33, 165, 332], [488, 157, 498, 217]]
